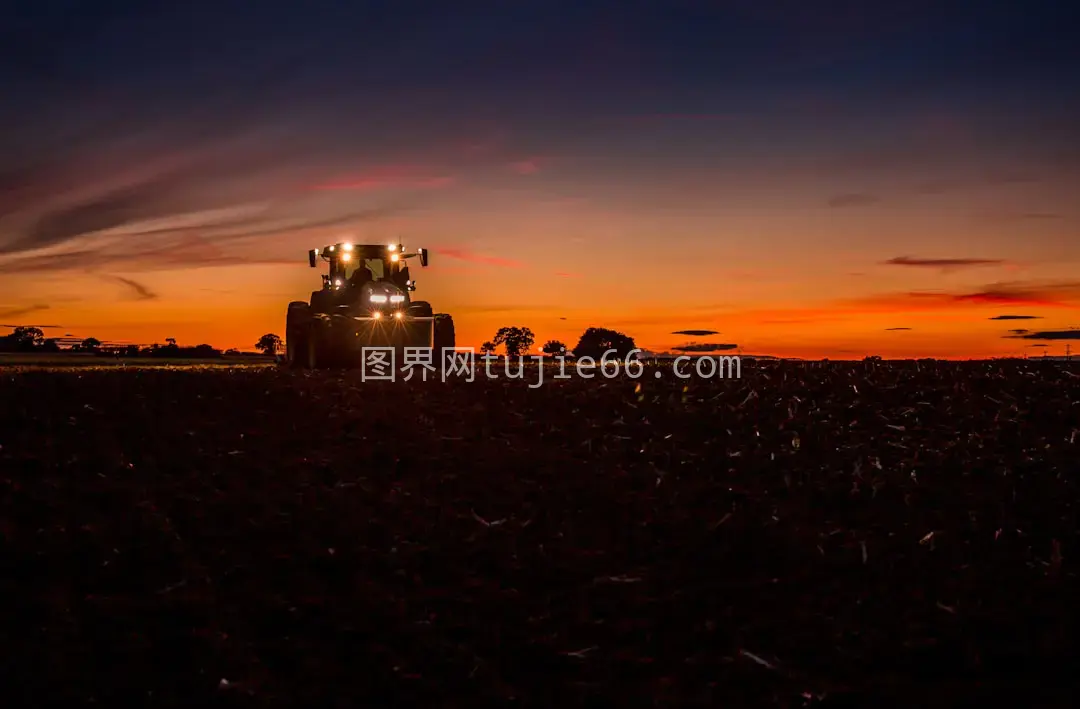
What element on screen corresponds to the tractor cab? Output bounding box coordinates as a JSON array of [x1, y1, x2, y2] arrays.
[[308, 242, 429, 314]]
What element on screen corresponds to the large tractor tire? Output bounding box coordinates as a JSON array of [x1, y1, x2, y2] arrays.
[[285, 301, 311, 369], [433, 313, 455, 356], [304, 328, 323, 369]]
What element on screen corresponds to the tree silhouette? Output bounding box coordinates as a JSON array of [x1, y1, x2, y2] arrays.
[[480, 341, 496, 356], [255, 333, 282, 355], [542, 339, 567, 357], [492, 326, 535, 357], [81, 337, 101, 352], [8, 326, 45, 350], [165, 337, 177, 347], [572, 327, 636, 360]]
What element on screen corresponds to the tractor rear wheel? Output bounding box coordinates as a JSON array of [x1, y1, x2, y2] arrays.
[[433, 313, 455, 356]]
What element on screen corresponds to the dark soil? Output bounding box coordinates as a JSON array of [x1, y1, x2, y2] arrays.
[[1, 360, 1077, 707]]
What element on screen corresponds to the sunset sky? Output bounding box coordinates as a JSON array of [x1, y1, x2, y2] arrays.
[[2, 0, 1078, 358]]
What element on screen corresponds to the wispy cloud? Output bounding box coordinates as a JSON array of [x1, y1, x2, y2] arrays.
[[989, 314, 1043, 320], [106, 276, 158, 301], [885, 327, 912, 331], [509, 157, 549, 175], [1016, 212, 1063, 220], [672, 329, 720, 336], [985, 171, 1042, 185], [945, 282, 1080, 307], [978, 211, 1065, 223], [884, 256, 1004, 269], [671, 342, 738, 352], [435, 247, 524, 268], [0, 199, 417, 275], [309, 166, 456, 191], [554, 271, 582, 278], [827, 193, 880, 208], [0, 236, 295, 275], [721, 281, 1080, 328], [1008, 328, 1030, 335], [1005, 329, 1080, 340], [0, 304, 49, 319]]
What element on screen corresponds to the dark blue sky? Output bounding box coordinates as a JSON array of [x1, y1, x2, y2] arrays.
[[5, 1, 1077, 136]]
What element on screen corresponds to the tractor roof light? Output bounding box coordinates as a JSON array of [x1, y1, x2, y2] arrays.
[[388, 244, 397, 252], [343, 242, 353, 251], [342, 252, 351, 262]]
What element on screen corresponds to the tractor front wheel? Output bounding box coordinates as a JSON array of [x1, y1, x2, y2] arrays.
[[304, 329, 321, 369], [286, 301, 311, 369]]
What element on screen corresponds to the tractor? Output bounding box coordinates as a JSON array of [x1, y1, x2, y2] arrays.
[[285, 242, 455, 369]]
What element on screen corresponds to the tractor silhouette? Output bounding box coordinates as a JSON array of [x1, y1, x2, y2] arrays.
[[285, 242, 454, 369]]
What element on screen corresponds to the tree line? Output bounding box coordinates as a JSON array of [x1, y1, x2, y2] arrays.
[[2, 325, 638, 360], [0, 326, 278, 358], [480, 326, 637, 360]]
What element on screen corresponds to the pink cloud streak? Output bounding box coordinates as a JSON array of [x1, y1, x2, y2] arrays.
[[308, 165, 456, 191], [435, 247, 524, 268]]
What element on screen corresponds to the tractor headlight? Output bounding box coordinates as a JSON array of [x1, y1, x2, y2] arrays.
[[369, 294, 388, 303], [390, 294, 405, 303], [394, 311, 403, 319], [372, 310, 382, 319]]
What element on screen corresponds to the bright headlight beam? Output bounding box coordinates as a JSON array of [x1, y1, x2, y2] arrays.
[[369, 294, 388, 303], [390, 294, 405, 303]]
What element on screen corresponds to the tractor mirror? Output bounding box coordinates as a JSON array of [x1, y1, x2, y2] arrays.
[[308, 250, 317, 268], [419, 248, 429, 267]]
